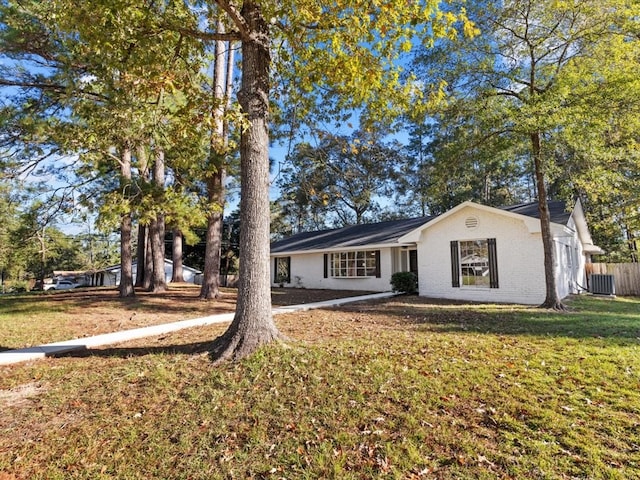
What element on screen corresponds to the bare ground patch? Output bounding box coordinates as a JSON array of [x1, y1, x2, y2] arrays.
[[0, 382, 46, 408]]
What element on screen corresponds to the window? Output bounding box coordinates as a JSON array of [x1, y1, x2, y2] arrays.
[[451, 238, 498, 288], [325, 250, 380, 278], [274, 257, 290, 284]]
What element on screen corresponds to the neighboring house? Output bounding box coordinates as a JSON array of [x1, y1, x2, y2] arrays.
[[270, 199, 603, 305], [92, 259, 202, 287], [51, 270, 92, 286]]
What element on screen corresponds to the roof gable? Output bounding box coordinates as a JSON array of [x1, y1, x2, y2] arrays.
[[398, 200, 579, 244]]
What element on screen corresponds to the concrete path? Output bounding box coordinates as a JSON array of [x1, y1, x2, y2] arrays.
[[0, 291, 397, 366]]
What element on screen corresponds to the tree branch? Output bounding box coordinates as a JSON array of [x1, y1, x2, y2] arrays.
[[170, 25, 241, 42]]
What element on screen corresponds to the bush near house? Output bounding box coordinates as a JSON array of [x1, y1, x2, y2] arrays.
[[390, 271, 418, 293]]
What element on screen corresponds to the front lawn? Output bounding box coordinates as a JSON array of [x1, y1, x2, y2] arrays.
[[0, 286, 372, 350], [1, 295, 639, 479]]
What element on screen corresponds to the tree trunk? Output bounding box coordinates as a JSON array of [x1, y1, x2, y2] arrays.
[[200, 24, 230, 300], [199, 186, 224, 299], [119, 144, 135, 298], [135, 224, 146, 287], [531, 131, 564, 310], [209, 1, 282, 362], [143, 230, 153, 290], [149, 149, 167, 293], [135, 145, 150, 288], [37, 228, 46, 288], [171, 227, 185, 283]]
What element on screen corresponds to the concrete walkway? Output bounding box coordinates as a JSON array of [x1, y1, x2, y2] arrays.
[[0, 291, 397, 366]]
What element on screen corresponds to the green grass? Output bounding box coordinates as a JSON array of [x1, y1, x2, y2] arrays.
[[1, 295, 639, 479]]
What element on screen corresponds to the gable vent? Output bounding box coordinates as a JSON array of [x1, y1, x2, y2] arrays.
[[465, 216, 479, 229]]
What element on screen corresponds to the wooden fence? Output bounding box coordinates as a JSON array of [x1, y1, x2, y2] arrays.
[[586, 263, 640, 296]]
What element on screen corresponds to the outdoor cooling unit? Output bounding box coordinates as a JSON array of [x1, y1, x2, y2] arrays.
[[590, 274, 616, 295]]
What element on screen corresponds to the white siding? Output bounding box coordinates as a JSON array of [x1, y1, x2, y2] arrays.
[[101, 261, 200, 286], [554, 216, 587, 297], [416, 206, 548, 305], [270, 248, 395, 292]]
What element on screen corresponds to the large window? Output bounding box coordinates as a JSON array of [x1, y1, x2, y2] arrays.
[[459, 240, 490, 287], [451, 239, 499, 288], [328, 250, 380, 278]]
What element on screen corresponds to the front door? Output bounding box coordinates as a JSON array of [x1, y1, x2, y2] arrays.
[[409, 250, 418, 279]]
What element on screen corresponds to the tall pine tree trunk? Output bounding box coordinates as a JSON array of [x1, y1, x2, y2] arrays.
[[210, 1, 282, 362], [149, 149, 167, 293], [531, 131, 563, 310], [171, 228, 185, 283], [135, 145, 150, 288], [199, 179, 224, 299], [119, 143, 135, 298], [135, 225, 146, 287], [143, 231, 153, 290], [200, 23, 231, 300]]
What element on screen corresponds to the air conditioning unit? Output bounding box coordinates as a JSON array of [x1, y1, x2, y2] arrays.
[[590, 274, 615, 295]]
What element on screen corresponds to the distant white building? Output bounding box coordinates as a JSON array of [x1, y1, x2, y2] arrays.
[[93, 259, 201, 287]]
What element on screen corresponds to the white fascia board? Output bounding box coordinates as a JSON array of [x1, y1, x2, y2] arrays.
[[270, 242, 415, 257], [570, 198, 602, 252]]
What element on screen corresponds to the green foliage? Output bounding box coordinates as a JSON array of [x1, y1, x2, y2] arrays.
[[399, 107, 534, 216], [276, 128, 406, 231], [410, 0, 640, 260], [390, 271, 418, 294]]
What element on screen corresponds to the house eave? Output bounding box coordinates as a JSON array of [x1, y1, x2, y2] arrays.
[[570, 198, 602, 254], [271, 241, 415, 257]]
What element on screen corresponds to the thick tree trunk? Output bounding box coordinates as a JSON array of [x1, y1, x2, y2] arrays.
[[149, 149, 167, 293], [119, 144, 135, 298], [210, 1, 282, 362], [171, 228, 185, 283], [531, 131, 564, 310]]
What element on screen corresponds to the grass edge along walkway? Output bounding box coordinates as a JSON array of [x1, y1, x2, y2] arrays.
[[0, 292, 397, 366]]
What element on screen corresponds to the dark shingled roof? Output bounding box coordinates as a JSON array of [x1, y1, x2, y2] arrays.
[[271, 200, 570, 253], [270, 216, 433, 253], [499, 200, 571, 225]]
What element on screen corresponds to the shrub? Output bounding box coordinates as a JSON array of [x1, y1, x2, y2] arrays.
[[390, 272, 417, 294]]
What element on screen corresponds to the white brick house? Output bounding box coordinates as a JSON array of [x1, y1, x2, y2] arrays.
[[270, 200, 602, 305]]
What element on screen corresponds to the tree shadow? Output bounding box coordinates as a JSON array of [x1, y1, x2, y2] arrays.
[[331, 296, 640, 343], [55, 340, 217, 359]]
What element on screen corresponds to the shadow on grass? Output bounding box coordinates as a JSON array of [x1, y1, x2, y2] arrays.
[[56, 340, 217, 359], [0, 287, 368, 317], [332, 295, 640, 343], [0, 289, 239, 317]]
